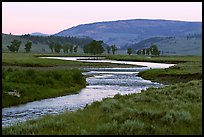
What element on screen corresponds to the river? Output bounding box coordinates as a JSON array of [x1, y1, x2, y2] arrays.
[[2, 57, 175, 127]]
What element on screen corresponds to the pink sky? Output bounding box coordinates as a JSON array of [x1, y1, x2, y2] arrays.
[[2, 2, 202, 35]]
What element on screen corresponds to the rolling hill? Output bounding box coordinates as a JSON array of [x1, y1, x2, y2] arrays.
[[2, 33, 93, 53], [124, 34, 202, 55], [54, 19, 202, 48]]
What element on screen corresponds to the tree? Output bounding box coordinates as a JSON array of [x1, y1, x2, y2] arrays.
[[7, 39, 21, 52], [136, 50, 142, 55], [7, 45, 15, 52], [54, 43, 62, 53], [142, 49, 145, 55], [150, 44, 160, 56], [111, 45, 117, 55], [62, 43, 71, 53], [74, 46, 78, 53], [146, 48, 150, 55], [69, 45, 74, 53], [83, 40, 105, 54], [136, 44, 160, 56], [48, 41, 55, 53], [106, 46, 111, 54], [127, 48, 133, 55], [24, 41, 32, 52]]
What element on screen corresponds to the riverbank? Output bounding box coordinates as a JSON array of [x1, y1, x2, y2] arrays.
[[138, 60, 202, 85], [2, 53, 141, 108], [106, 54, 201, 64], [105, 54, 202, 85], [2, 53, 138, 68], [2, 53, 202, 134], [3, 79, 202, 135], [2, 68, 86, 108]]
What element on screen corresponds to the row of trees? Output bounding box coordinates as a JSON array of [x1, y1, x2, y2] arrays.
[[7, 39, 160, 56], [106, 45, 118, 55], [83, 41, 160, 56], [48, 42, 78, 53], [136, 45, 160, 56], [126, 45, 160, 56], [21, 34, 93, 47], [83, 40, 118, 55], [7, 39, 32, 52]]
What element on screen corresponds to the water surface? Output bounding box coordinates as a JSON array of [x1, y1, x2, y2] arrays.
[[2, 58, 174, 127]]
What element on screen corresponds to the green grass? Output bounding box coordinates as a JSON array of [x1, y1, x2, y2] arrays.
[[2, 53, 202, 134], [107, 55, 202, 84], [2, 68, 86, 108], [2, 53, 139, 108], [2, 53, 81, 67], [2, 80, 202, 135], [138, 61, 202, 85], [2, 53, 136, 68], [34, 53, 106, 57], [106, 54, 201, 63]]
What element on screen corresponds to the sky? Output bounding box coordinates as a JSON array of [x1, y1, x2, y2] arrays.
[[2, 2, 202, 35]]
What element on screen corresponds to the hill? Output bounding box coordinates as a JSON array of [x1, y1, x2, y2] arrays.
[[124, 34, 202, 55], [54, 19, 202, 48], [2, 33, 93, 53], [30, 32, 50, 36]]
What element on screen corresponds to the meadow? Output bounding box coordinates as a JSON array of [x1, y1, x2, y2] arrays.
[[2, 53, 135, 68], [106, 54, 201, 63], [2, 53, 202, 135]]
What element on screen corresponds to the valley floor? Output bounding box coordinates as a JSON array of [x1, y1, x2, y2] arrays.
[[2, 53, 202, 135]]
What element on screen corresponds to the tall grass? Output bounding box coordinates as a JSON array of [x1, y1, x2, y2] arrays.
[[2, 68, 86, 107], [138, 61, 202, 84]]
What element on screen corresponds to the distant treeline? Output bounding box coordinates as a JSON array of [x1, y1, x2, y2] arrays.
[[20, 34, 93, 47], [186, 33, 202, 40]]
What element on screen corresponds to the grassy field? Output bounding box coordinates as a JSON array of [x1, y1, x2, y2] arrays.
[[2, 53, 202, 135], [106, 54, 201, 63], [2, 53, 136, 68], [2, 53, 100, 67]]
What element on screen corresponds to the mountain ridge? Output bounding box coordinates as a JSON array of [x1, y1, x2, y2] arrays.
[[54, 19, 202, 48], [30, 32, 50, 36]]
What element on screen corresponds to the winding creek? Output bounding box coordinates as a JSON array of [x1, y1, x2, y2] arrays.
[[2, 57, 175, 127]]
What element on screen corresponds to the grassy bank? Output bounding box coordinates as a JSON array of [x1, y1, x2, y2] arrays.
[[106, 55, 201, 63], [2, 53, 136, 68], [106, 54, 202, 85], [2, 53, 142, 107], [2, 68, 86, 108], [138, 61, 202, 85], [2, 80, 202, 135]]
